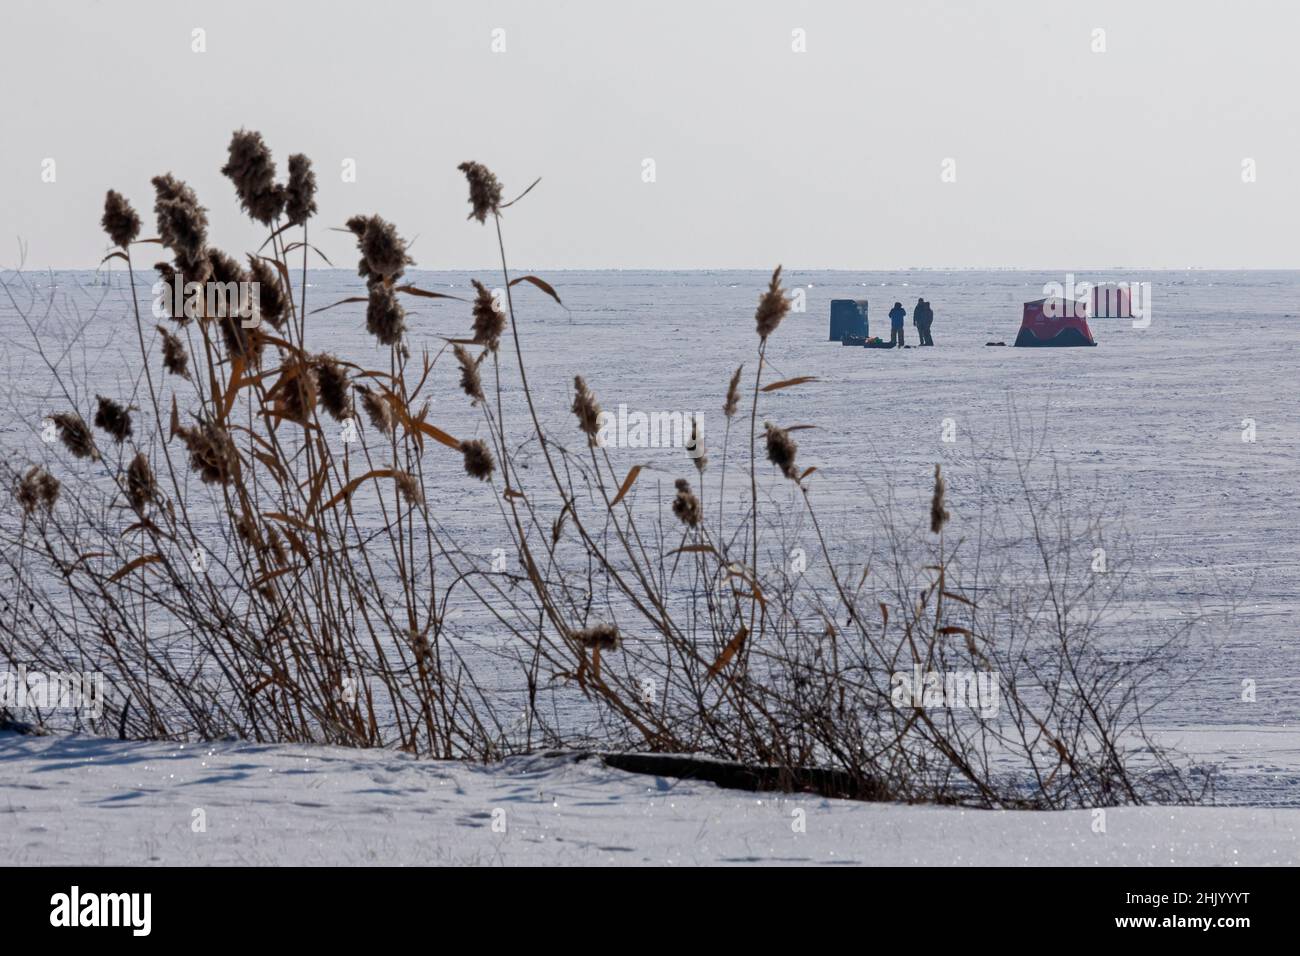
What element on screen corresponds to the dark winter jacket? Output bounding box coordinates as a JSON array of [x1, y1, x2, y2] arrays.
[[889, 304, 906, 328]]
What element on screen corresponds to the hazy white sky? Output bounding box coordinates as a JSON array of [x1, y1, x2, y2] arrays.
[[2, 0, 1297, 270]]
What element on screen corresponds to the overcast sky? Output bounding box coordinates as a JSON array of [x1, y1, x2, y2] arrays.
[[2, 0, 1297, 270]]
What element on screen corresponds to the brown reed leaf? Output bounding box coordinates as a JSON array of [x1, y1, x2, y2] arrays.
[[410, 418, 461, 450], [508, 274, 563, 306], [320, 468, 400, 511], [309, 295, 368, 315], [761, 375, 818, 392], [609, 465, 642, 507], [393, 284, 463, 301], [108, 553, 163, 583], [706, 626, 749, 679]]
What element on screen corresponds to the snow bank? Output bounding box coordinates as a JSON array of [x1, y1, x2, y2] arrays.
[[2, 731, 1295, 866]]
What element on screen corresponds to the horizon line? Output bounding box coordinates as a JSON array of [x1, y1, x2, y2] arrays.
[[27, 264, 1300, 274]]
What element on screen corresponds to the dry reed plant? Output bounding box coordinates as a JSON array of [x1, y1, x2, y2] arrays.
[[0, 134, 1212, 807]]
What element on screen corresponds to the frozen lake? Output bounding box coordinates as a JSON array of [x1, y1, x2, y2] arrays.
[[2, 268, 1297, 801]]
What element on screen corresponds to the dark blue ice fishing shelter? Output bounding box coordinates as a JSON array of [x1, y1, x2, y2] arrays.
[[829, 300, 868, 341]]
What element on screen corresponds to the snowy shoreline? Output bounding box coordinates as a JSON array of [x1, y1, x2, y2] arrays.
[[3, 730, 1296, 866]]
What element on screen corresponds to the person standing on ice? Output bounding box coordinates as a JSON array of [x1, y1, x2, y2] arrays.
[[914, 298, 935, 346], [889, 301, 907, 348]]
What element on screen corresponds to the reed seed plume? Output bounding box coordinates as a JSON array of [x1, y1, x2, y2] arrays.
[[265, 526, 288, 568], [571, 376, 602, 446], [344, 215, 372, 273], [314, 354, 352, 421], [51, 413, 99, 461], [275, 359, 318, 424], [457, 161, 503, 224], [930, 463, 950, 534], [208, 248, 244, 283], [754, 265, 791, 340], [126, 452, 156, 512], [394, 471, 424, 507], [454, 344, 485, 406], [93, 395, 133, 443], [470, 280, 506, 350], [672, 478, 701, 527], [460, 438, 495, 481], [101, 190, 140, 248], [207, 248, 247, 321], [221, 129, 285, 226], [284, 153, 318, 226], [151, 174, 209, 280], [723, 364, 744, 419], [247, 256, 287, 330], [357, 385, 395, 436], [574, 623, 619, 651], [176, 421, 237, 485], [365, 283, 406, 346], [154, 263, 189, 323], [763, 421, 799, 481], [234, 513, 257, 547], [347, 214, 412, 285], [218, 316, 263, 367], [235, 513, 284, 567], [156, 325, 189, 378], [15, 465, 60, 516]]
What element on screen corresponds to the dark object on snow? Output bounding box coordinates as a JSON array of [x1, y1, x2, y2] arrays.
[[1014, 298, 1097, 347], [985, 341, 1006, 346], [841, 334, 867, 347], [598, 751, 890, 802], [0, 712, 47, 736], [1014, 326, 1096, 347], [863, 339, 894, 349], [828, 299, 868, 341]]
